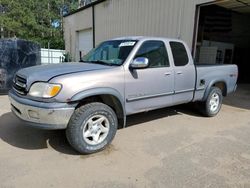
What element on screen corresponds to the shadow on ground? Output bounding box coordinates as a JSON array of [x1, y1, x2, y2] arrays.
[[0, 112, 78, 155], [0, 105, 201, 155]]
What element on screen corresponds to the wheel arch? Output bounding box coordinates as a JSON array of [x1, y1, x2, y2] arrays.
[[202, 80, 227, 101], [70, 88, 126, 129]]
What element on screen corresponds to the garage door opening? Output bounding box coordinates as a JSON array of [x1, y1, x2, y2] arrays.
[[194, 0, 250, 83], [77, 28, 93, 61]]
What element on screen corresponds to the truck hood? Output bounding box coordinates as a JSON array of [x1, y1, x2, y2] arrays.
[[17, 62, 112, 88]]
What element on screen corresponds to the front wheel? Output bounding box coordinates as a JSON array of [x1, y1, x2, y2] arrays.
[[200, 87, 223, 117], [66, 102, 118, 154]]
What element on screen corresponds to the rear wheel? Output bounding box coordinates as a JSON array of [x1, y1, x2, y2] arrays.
[[66, 102, 118, 154], [200, 87, 223, 117]]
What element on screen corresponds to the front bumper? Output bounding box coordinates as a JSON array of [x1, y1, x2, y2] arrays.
[[8, 90, 75, 130]]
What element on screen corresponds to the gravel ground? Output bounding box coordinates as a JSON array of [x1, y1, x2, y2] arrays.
[[0, 85, 250, 188]]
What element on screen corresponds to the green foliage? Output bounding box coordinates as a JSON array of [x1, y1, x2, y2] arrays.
[[0, 0, 78, 49]]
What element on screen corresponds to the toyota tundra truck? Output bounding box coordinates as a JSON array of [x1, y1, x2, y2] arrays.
[[9, 37, 238, 154]]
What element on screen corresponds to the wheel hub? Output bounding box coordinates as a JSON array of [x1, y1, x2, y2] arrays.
[[91, 124, 100, 133], [82, 115, 110, 145], [209, 93, 220, 112]]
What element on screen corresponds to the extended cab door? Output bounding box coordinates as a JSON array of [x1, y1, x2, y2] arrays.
[[169, 41, 196, 104], [125, 40, 174, 114]]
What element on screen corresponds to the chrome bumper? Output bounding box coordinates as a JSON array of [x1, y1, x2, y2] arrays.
[[9, 91, 75, 130]]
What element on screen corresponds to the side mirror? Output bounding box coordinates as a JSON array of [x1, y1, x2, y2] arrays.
[[130, 57, 149, 69]]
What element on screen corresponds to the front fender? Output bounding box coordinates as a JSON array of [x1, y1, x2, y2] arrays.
[[70, 87, 124, 104], [70, 87, 126, 128]]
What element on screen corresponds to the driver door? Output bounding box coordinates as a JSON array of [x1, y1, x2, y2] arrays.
[[125, 40, 174, 114]]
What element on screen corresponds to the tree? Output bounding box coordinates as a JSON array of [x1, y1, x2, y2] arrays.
[[0, 0, 78, 49]]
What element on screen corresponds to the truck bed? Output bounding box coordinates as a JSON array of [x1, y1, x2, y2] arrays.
[[193, 64, 238, 102]]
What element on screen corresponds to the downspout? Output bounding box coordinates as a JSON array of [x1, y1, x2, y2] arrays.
[[92, 5, 95, 48], [177, 0, 184, 39]]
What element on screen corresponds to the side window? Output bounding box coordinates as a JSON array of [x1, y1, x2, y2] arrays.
[[135, 40, 169, 68], [170, 42, 189, 66]]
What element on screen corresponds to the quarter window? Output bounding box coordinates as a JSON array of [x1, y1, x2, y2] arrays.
[[135, 41, 169, 68], [170, 42, 189, 66]]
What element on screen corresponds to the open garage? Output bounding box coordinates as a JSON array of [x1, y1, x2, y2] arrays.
[[194, 0, 250, 83]]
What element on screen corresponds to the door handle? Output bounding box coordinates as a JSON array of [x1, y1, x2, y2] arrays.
[[176, 71, 183, 75], [164, 72, 171, 76]]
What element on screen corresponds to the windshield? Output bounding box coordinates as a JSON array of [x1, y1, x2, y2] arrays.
[[82, 40, 138, 66]]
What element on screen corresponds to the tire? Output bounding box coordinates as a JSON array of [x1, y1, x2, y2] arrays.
[[66, 102, 118, 154], [200, 87, 223, 117]]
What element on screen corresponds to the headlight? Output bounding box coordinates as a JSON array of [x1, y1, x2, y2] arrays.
[[29, 82, 62, 98]]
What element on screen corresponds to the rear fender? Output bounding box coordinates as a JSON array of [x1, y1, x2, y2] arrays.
[[202, 80, 227, 101]]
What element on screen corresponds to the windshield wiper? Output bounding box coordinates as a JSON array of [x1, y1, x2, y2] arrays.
[[87, 60, 119, 66]]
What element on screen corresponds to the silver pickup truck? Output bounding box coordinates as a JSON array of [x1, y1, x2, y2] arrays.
[[9, 37, 238, 154]]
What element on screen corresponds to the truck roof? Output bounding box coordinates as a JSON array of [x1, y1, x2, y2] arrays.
[[112, 36, 184, 42]]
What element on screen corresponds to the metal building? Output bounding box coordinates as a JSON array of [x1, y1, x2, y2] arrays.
[[63, 0, 250, 83], [64, 0, 212, 61]]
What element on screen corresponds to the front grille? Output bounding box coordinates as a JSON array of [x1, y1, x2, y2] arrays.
[[13, 75, 27, 95]]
